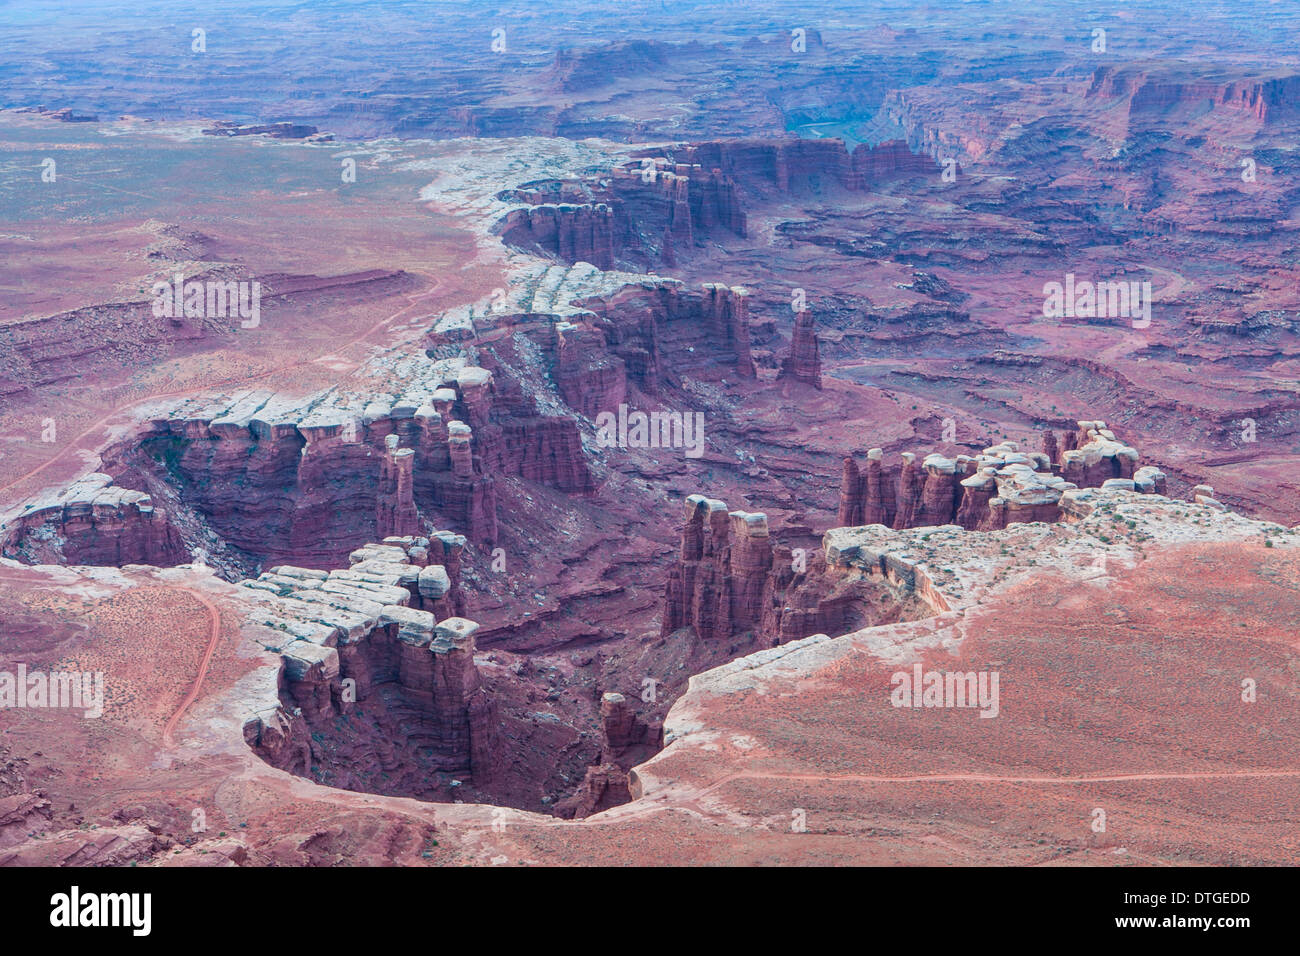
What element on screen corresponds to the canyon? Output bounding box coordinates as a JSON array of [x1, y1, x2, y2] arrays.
[[0, 0, 1298, 869]]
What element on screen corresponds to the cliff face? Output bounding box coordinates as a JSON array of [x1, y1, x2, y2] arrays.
[[40, 279, 769, 578], [661, 495, 768, 642], [555, 691, 662, 819], [658, 137, 935, 197], [0, 472, 186, 567], [496, 202, 616, 270], [1056, 420, 1141, 488], [376, 437, 419, 539], [661, 493, 884, 647], [674, 138, 858, 194], [129, 389, 498, 559], [97, 363, 591, 565], [852, 139, 937, 180], [554, 322, 627, 417], [837, 448, 896, 528], [780, 309, 822, 388], [611, 166, 693, 267], [573, 281, 756, 386], [495, 137, 932, 275], [242, 537, 501, 790], [1086, 66, 1300, 124], [495, 164, 744, 272], [836, 420, 1165, 533], [612, 161, 746, 256], [471, 277, 757, 415]]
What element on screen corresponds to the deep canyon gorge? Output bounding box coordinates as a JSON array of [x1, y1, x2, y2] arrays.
[[0, 0, 1298, 870]]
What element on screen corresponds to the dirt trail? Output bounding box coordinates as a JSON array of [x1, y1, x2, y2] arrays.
[[1095, 262, 1189, 363], [447, 765, 1300, 835], [0, 570, 224, 748], [162, 587, 224, 748], [700, 767, 1300, 793]]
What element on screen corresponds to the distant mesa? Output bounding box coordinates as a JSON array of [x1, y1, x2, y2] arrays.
[[200, 121, 331, 141], [1084, 64, 1300, 124], [17, 105, 98, 123]]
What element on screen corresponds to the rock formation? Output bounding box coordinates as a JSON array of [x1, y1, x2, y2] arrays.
[[852, 139, 939, 180], [496, 202, 616, 270], [661, 493, 887, 647], [497, 138, 932, 275], [699, 283, 757, 379], [824, 480, 1258, 624], [1057, 420, 1140, 487], [495, 163, 744, 271], [780, 309, 822, 389], [554, 321, 627, 417], [837, 448, 895, 528], [242, 537, 499, 787], [0, 472, 186, 567], [556, 691, 663, 819], [563, 280, 757, 386], [893, 452, 924, 529], [837, 421, 1161, 532], [661, 495, 769, 642], [596, 691, 661, 764], [376, 436, 419, 538], [659, 137, 935, 198], [1085, 65, 1300, 125], [86, 359, 594, 565], [1042, 429, 1060, 468], [837, 459, 863, 527], [1191, 483, 1226, 510], [610, 162, 746, 265], [912, 453, 965, 528]]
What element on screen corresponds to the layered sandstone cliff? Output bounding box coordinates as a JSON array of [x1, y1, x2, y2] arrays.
[[1086, 65, 1300, 124], [496, 202, 616, 270], [88, 360, 592, 566], [661, 496, 771, 642], [495, 162, 744, 271], [489, 137, 933, 282], [837, 420, 1162, 533], [610, 163, 746, 265], [661, 493, 887, 647], [652, 137, 935, 197], [0, 472, 186, 567], [565, 280, 756, 385], [823, 481, 1273, 622], [242, 536, 499, 788], [780, 309, 822, 389], [555, 691, 662, 819]]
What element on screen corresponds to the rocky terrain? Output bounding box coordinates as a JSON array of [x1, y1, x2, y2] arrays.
[[1, 0, 1298, 867], [2, 483, 1295, 865]]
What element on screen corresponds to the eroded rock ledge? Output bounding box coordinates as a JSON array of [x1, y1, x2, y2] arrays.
[[2, 355, 594, 572], [0, 472, 186, 567], [661, 492, 902, 648], [240, 533, 503, 794], [633, 486, 1300, 812], [837, 419, 1166, 533]]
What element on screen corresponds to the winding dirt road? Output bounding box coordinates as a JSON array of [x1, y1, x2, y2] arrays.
[[161, 587, 224, 748], [0, 570, 224, 747], [451, 765, 1300, 834], [696, 767, 1300, 794]]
